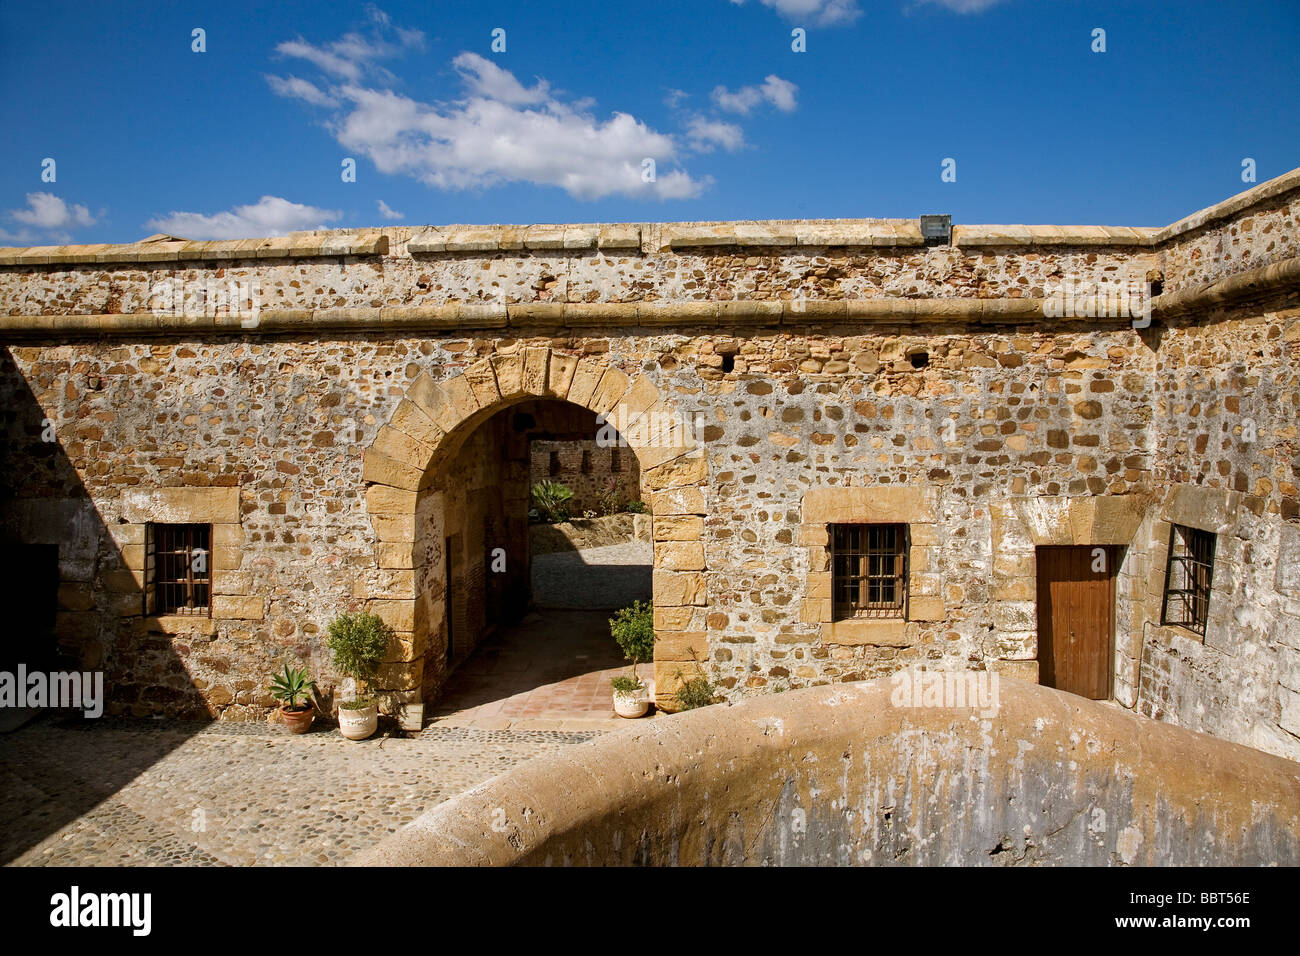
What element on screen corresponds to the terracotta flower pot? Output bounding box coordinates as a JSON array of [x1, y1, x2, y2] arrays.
[[280, 703, 315, 734]]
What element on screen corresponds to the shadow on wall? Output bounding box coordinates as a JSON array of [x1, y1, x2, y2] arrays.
[[0, 346, 209, 863]]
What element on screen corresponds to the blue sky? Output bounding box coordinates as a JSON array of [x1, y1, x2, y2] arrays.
[[1, 0, 1297, 244]]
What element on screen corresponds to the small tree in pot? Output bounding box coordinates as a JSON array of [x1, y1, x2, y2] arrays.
[[326, 611, 390, 740], [609, 600, 654, 718]]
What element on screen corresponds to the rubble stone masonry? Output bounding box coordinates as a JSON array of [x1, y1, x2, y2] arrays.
[[1, 168, 1298, 760]]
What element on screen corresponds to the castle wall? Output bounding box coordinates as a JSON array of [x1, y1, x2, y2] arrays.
[[0, 170, 1297, 759]]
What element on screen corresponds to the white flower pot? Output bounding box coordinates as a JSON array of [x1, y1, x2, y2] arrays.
[[613, 686, 650, 718], [338, 701, 378, 740]]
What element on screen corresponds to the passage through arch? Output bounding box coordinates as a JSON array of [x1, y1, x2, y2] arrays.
[[359, 348, 709, 713]]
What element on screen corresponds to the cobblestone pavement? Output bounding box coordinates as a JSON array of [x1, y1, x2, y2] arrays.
[[0, 717, 604, 866], [0, 551, 658, 867], [530, 539, 652, 609]]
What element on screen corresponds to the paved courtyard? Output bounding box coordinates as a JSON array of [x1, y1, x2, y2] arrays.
[[426, 541, 655, 730], [0, 717, 605, 866], [0, 543, 657, 867]]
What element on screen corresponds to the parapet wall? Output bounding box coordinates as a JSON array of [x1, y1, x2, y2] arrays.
[[1, 167, 1296, 329], [353, 679, 1300, 866]]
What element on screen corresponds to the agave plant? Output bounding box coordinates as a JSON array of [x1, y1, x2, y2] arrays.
[[269, 665, 314, 711], [530, 480, 574, 523]]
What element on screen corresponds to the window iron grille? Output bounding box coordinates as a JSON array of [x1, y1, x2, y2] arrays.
[[831, 523, 908, 620], [1160, 524, 1215, 636], [148, 523, 212, 616]]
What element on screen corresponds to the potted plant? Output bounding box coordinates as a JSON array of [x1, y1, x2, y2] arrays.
[[326, 611, 390, 740], [609, 600, 654, 718], [270, 664, 315, 734]]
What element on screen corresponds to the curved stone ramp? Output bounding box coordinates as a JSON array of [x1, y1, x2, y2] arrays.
[[353, 678, 1300, 866]]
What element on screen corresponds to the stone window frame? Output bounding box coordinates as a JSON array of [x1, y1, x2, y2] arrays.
[[801, 487, 944, 648], [1138, 485, 1241, 653], [1158, 523, 1217, 638], [116, 486, 262, 634], [144, 521, 214, 618]]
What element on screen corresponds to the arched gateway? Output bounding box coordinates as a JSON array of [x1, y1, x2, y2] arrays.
[[361, 348, 708, 711]]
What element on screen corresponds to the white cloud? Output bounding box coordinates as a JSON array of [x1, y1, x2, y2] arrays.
[[376, 199, 404, 220], [712, 75, 799, 115], [275, 6, 424, 82], [9, 192, 96, 230], [452, 52, 549, 106], [686, 117, 746, 152], [729, 0, 862, 26], [913, 0, 1004, 11], [265, 75, 338, 107], [145, 195, 341, 239], [272, 17, 707, 202], [330, 70, 704, 200], [664, 88, 690, 109]]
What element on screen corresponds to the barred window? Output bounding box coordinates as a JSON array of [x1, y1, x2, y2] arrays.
[[580, 450, 592, 474], [145, 523, 212, 616], [831, 524, 908, 620], [1160, 524, 1215, 636], [548, 450, 561, 476], [610, 447, 622, 473]]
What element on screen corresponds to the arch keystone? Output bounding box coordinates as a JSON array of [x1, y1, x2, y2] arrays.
[[545, 352, 579, 398], [522, 347, 550, 394]]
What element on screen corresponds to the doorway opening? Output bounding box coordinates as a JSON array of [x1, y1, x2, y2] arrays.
[[1035, 545, 1118, 700]]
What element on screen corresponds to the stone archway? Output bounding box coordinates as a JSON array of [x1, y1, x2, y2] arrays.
[[359, 347, 708, 712]]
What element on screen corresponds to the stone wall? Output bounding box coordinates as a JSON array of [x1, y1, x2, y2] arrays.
[[1120, 305, 1300, 756], [0, 168, 1297, 760], [529, 439, 640, 514]]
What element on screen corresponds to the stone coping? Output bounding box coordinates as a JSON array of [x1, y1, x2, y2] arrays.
[[1, 251, 1296, 339], [952, 224, 1157, 247], [0, 164, 1295, 267], [350, 678, 1300, 866], [0, 231, 389, 266], [1153, 164, 1300, 244]]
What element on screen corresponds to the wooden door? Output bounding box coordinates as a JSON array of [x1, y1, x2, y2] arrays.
[[0, 544, 58, 673], [1035, 546, 1116, 699]]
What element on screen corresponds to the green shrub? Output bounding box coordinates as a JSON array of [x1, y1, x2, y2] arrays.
[[326, 612, 390, 701], [623, 499, 648, 514], [609, 600, 654, 677], [675, 673, 716, 710], [610, 674, 644, 693], [530, 480, 574, 523], [269, 664, 314, 710]]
